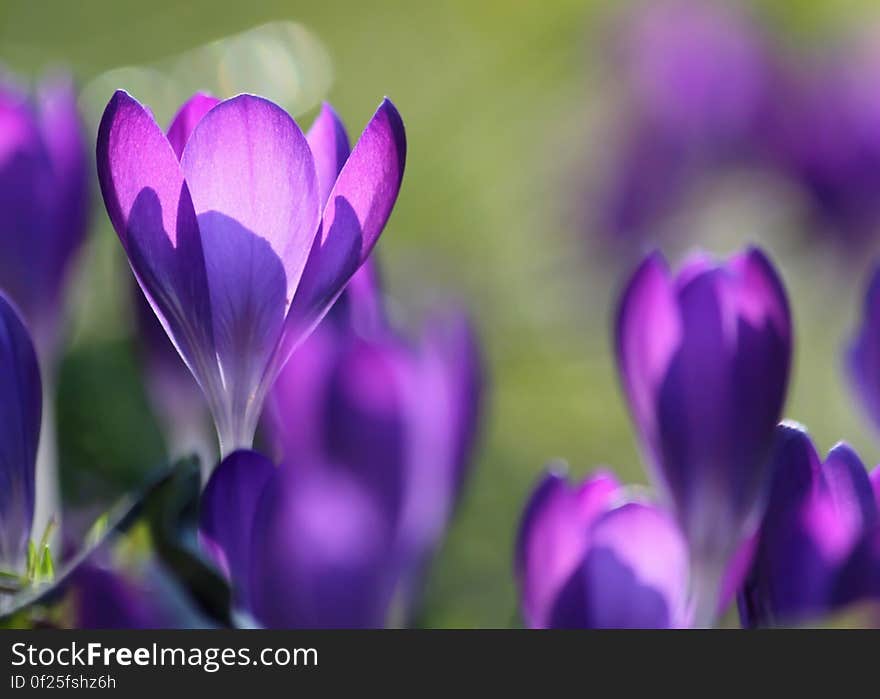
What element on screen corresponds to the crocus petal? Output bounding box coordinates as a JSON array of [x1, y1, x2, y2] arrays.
[[846, 266, 880, 434], [822, 443, 877, 533], [832, 525, 880, 610], [515, 469, 620, 628], [0, 293, 41, 571], [283, 98, 406, 354], [199, 450, 275, 608], [180, 94, 320, 446], [35, 76, 89, 326], [871, 467, 880, 510], [166, 92, 220, 160], [248, 463, 396, 628], [549, 502, 690, 629], [306, 102, 351, 207], [395, 309, 484, 597], [96, 90, 217, 421]]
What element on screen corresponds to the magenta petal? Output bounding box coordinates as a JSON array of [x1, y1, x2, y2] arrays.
[[96, 90, 216, 420], [306, 102, 351, 207], [166, 93, 221, 160], [283, 99, 406, 354], [515, 469, 620, 628], [199, 450, 276, 608], [871, 467, 880, 510], [551, 502, 690, 629], [180, 94, 320, 445], [0, 293, 41, 571]]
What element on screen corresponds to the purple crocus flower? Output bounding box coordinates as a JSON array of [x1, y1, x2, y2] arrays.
[[616, 0, 773, 151], [597, 1, 777, 246], [0, 72, 89, 357], [199, 450, 398, 628], [771, 35, 880, 247], [615, 246, 792, 622], [738, 424, 879, 627], [515, 469, 690, 629], [0, 293, 41, 573], [202, 272, 482, 626], [96, 91, 406, 455]]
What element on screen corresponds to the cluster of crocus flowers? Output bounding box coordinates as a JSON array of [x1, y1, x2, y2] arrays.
[[97, 90, 406, 456], [517, 246, 794, 628], [200, 247, 483, 627], [594, 0, 880, 251]]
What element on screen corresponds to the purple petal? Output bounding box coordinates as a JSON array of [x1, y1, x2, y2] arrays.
[[199, 449, 275, 608], [549, 502, 689, 629], [282, 99, 406, 355], [832, 525, 880, 610], [96, 90, 217, 422], [871, 467, 880, 510], [330, 257, 388, 334], [515, 469, 620, 628], [166, 92, 220, 160], [822, 443, 877, 533], [306, 102, 351, 207], [615, 251, 681, 475], [846, 266, 880, 434], [248, 463, 397, 628], [395, 310, 484, 595], [180, 94, 320, 445], [0, 293, 41, 570]]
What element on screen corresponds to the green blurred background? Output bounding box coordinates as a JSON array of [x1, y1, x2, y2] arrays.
[[3, 0, 880, 626]]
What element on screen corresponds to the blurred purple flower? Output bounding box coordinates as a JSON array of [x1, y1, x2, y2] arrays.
[[618, 0, 773, 149], [514, 469, 690, 629], [598, 0, 777, 245], [0, 293, 42, 572], [846, 265, 880, 433], [200, 450, 397, 628], [201, 233, 482, 627], [96, 91, 406, 454], [0, 72, 89, 357], [615, 246, 792, 621], [738, 424, 880, 626], [771, 36, 880, 246]]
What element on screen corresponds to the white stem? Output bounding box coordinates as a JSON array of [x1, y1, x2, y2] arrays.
[[32, 377, 60, 551]]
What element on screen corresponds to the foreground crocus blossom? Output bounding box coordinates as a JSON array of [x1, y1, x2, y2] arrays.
[[515, 469, 690, 628], [846, 265, 880, 433], [738, 423, 880, 626], [616, 246, 792, 622], [0, 293, 42, 572], [0, 72, 89, 357], [97, 91, 406, 454]]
